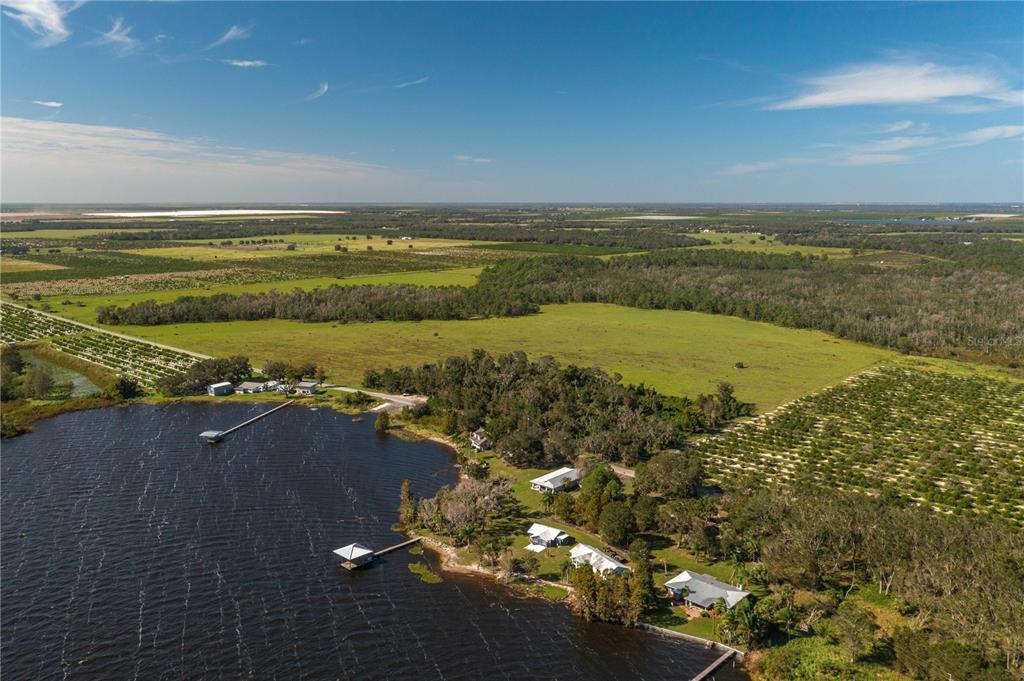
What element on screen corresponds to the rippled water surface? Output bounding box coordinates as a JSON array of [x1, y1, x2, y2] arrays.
[[2, 403, 747, 680]]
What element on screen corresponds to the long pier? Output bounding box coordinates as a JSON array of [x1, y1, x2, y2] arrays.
[[200, 400, 295, 442], [376, 536, 422, 557], [690, 650, 736, 681]]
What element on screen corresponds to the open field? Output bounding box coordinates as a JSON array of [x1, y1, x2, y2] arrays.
[[691, 232, 858, 258], [694, 366, 1024, 526], [79, 303, 906, 410], [1, 258, 68, 273], [35, 267, 484, 319], [0, 228, 170, 239]]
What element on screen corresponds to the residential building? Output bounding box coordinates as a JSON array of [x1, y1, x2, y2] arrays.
[[530, 467, 579, 493], [664, 571, 749, 610]]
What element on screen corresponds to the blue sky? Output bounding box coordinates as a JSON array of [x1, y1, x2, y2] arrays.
[[2, 1, 1022, 203]]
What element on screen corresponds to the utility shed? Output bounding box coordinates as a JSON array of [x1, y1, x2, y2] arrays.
[[207, 382, 233, 396]]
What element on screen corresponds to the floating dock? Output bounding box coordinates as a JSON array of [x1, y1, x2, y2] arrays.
[[199, 400, 295, 443], [690, 650, 736, 681], [335, 536, 422, 570]]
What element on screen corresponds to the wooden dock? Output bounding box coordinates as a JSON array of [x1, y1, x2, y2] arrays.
[[376, 536, 422, 556], [200, 400, 295, 442], [690, 650, 735, 681]]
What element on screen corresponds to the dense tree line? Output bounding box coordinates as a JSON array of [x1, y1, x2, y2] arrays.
[[365, 350, 752, 466]]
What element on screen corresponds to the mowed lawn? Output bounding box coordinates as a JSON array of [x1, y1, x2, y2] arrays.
[[89, 303, 899, 410]]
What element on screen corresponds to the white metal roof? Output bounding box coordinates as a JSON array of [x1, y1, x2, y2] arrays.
[[664, 571, 749, 609], [209, 381, 232, 388], [333, 543, 374, 561], [530, 467, 578, 488], [570, 543, 628, 574], [527, 523, 568, 543]]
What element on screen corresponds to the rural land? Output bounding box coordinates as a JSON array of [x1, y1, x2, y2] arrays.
[[2, 204, 1022, 680]]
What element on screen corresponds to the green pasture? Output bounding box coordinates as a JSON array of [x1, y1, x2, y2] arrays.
[[691, 232, 856, 258], [81, 303, 905, 410]]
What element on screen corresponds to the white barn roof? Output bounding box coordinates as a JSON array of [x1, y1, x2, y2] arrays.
[[527, 523, 568, 543], [570, 543, 628, 574], [530, 467, 578, 489], [333, 543, 374, 561], [665, 571, 749, 609]]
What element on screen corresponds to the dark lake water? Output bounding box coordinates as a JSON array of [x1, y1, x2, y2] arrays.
[[1, 403, 747, 680]]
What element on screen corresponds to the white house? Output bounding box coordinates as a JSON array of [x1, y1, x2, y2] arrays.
[[526, 522, 570, 547], [235, 381, 266, 394], [333, 542, 375, 568], [664, 571, 749, 610], [530, 467, 579, 493], [469, 428, 492, 451], [569, 544, 629, 576], [207, 381, 233, 397]]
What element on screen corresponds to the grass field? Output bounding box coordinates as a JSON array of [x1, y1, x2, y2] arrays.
[[0, 228, 169, 239], [692, 232, 856, 258], [132, 234, 496, 261], [1, 258, 68, 272], [80, 303, 905, 410]]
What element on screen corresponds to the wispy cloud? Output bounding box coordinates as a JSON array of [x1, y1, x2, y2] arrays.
[[881, 120, 913, 133], [769, 60, 1020, 111], [302, 82, 329, 101], [223, 59, 267, 68], [207, 24, 251, 50], [1, 0, 80, 46], [395, 76, 429, 89], [722, 123, 1022, 175], [950, 125, 1024, 148], [32, 100, 64, 108], [90, 17, 140, 55], [453, 154, 493, 164], [0, 116, 399, 202]]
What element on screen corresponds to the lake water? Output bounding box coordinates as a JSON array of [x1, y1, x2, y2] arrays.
[[1, 403, 747, 680]]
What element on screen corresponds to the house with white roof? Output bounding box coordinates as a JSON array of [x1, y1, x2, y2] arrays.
[[570, 543, 629, 576], [207, 381, 233, 397], [664, 571, 749, 610], [529, 467, 579, 493], [526, 523, 571, 548], [333, 542, 375, 568]]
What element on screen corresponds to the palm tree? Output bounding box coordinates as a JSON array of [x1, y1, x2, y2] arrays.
[[541, 490, 555, 514]]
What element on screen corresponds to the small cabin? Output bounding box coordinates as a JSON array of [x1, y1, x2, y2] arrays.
[[530, 467, 579, 493], [334, 542, 375, 569], [207, 382, 233, 397], [469, 428, 492, 451]]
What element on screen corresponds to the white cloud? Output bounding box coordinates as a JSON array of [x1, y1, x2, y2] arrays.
[[396, 76, 429, 89], [881, 120, 913, 133], [207, 24, 251, 50], [0, 116, 409, 202], [860, 136, 938, 153], [770, 60, 1019, 110], [722, 122, 1022, 176], [302, 82, 329, 101], [91, 17, 140, 55], [950, 125, 1024, 148], [841, 153, 909, 166], [223, 59, 267, 68], [453, 154, 492, 164], [32, 100, 64, 108], [1, 0, 79, 46]]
